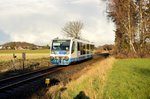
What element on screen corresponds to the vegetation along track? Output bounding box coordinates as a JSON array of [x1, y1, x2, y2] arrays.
[[0, 53, 109, 99], [0, 65, 66, 99], [52, 53, 110, 82]]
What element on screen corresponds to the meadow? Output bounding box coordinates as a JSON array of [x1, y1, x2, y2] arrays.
[[45, 58, 150, 99], [103, 58, 150, 99], [0, 49, 50, 72], [0, 49, 50, 54], [0, 49, 50, 62]]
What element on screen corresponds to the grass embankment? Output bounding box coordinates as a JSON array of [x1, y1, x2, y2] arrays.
[[104, 58, 150, 99], [46, 58, 150, 99], [46, 57, 115, 99]]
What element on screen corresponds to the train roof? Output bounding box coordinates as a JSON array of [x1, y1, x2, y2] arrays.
[[52, 37, 94, 45]]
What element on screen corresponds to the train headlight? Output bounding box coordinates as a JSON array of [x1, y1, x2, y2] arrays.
[[51, 51, 55, 54], [64, 56, 69, 61]]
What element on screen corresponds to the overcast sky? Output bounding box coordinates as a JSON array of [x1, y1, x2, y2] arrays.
[[0, 0, 115, 46]]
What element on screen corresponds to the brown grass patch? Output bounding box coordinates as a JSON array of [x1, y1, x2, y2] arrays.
[[0, 53, 49, 62]]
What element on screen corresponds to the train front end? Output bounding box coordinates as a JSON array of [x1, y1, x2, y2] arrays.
[[50, 39, 71, 65]]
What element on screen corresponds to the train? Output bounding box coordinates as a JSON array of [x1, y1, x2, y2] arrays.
[[50, 38, 95, 65]]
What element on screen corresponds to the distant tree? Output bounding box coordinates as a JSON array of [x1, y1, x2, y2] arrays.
[[10, 42, 16, 50], [103, 44, 114, 51], [46, 44, 50, 49], [62, 21, 83, 39]]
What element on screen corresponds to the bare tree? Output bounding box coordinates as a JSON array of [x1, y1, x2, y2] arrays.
[[127, 0, 136, 53], [135, 0, 150, 51], [62, 21, 83, 39], [106, 0, 137, 53], [106, 0, 150, 56]]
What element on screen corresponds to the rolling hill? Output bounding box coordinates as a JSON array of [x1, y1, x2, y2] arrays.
[[0, 42, 46, 50]]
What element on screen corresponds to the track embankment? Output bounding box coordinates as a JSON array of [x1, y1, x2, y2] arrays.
[[31, 56, 114, 99]]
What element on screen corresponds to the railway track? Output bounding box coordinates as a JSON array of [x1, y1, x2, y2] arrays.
[[0, 65, 65, 98]]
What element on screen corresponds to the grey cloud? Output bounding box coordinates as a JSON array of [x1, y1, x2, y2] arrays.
[[0, 0, 115, 46]]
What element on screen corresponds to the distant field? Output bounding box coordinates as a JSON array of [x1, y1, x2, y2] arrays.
[[0, 50, 50, 62], [0, 49, 50, 54]]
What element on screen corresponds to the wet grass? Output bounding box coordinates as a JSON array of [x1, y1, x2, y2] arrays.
[[104, 58, 150, 99]]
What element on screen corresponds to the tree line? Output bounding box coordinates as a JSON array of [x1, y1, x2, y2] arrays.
[[106, 0, 150, 57]]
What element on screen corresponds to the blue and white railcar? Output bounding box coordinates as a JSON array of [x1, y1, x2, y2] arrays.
[[50, 38, 94, 65]]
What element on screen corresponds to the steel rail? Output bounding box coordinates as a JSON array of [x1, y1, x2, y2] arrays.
[[0, 65, 55, 83], [0, 66, 64, 92]]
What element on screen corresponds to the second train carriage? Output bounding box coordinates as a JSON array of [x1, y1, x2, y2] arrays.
[[50, 38, 94, 65]]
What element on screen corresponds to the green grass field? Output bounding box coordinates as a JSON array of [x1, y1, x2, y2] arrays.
[[104, 58, 150, 99]]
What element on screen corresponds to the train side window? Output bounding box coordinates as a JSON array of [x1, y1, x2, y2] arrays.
[[87, 44, 89, 54], [91, 45, 94, 52], [90, 44, 92, 53], [85, 44, 89, 54], [81, 43, 83, 55], [83, 44, 86, 54], [78, 42, 80, 51], [92, 45, 94, 50], [71, 42, 75, 53], [87, 44, 89, 49], [82, 43, 86, 55]]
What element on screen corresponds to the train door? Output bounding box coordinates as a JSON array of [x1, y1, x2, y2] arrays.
[[77, 42, 81, 56], [70, 40, 78, 61]]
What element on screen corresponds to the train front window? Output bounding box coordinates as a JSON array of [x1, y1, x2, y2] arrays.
[[52, 40, 70, 51]]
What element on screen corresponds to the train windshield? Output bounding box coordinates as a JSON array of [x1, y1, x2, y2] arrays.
[[52, 40, 70, 51]]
